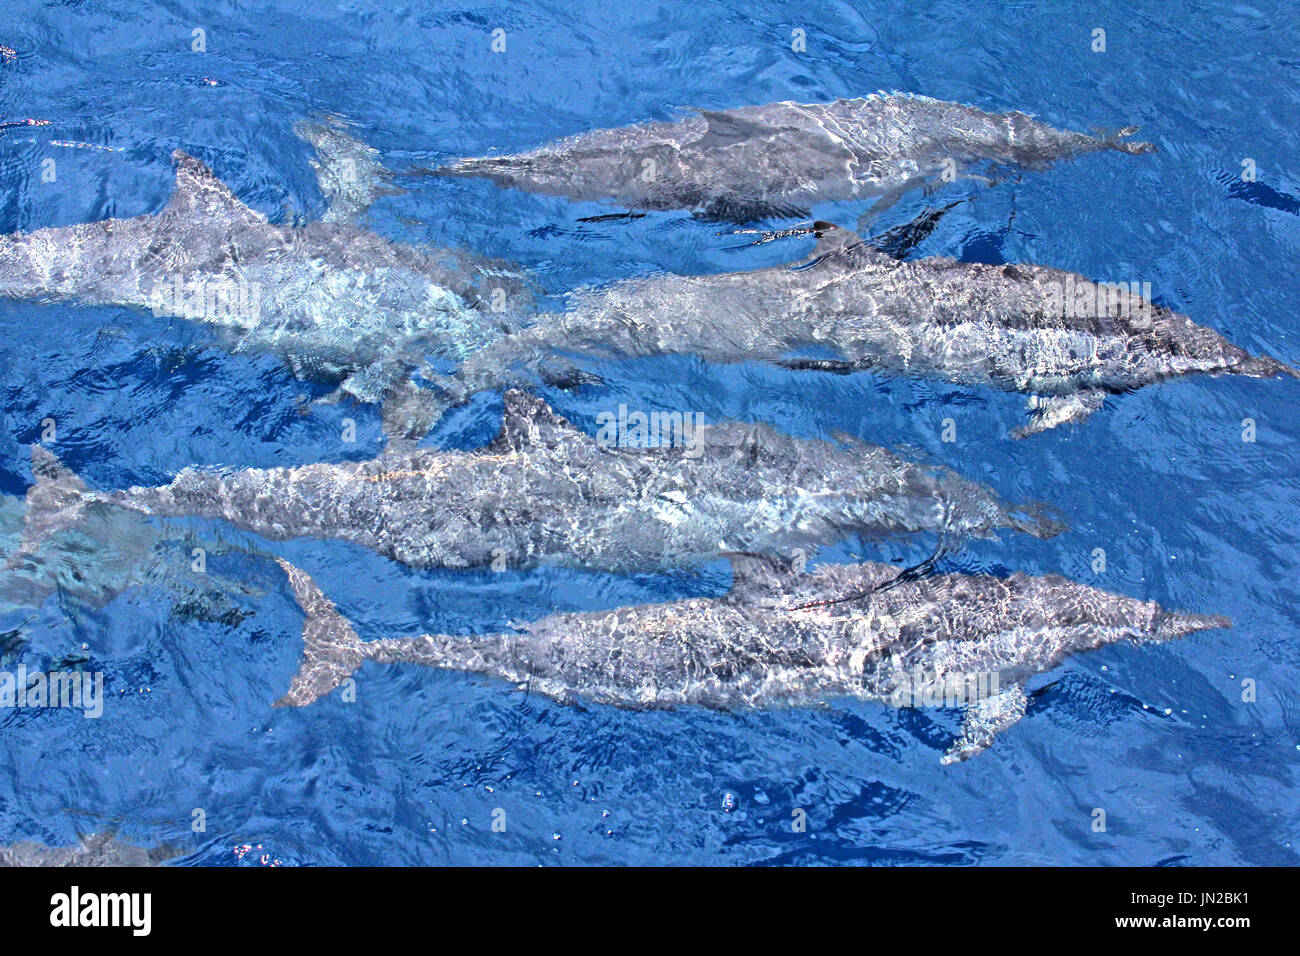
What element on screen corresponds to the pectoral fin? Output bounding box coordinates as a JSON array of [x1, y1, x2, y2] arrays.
[[293, 115, 394, 223], [379, 380, 448, 444], [855, 176, 928, 227], [941, 684, 1027, 764], [334, 363, 393, 405], [1010, 390, 1105, 439]]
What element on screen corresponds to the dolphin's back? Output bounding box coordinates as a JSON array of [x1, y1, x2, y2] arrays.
[[436, 93, 1154, 218], [273, 557, 1228, 760], [66, 389, 1049, 574]]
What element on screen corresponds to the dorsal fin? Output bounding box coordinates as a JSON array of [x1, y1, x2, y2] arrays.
[[163, 150, 267, 226], [31, 445, 85, 489], [489, 391, 581, 452], [6, 446, 90, 570], [696, 109, 773, 149], [696, 105, 840, 154]]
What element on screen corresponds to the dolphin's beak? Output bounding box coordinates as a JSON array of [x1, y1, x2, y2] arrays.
[[1099, 126, 1157, 155], [1237, 353, 1300, 379], [1153, 611, 1232, 642]]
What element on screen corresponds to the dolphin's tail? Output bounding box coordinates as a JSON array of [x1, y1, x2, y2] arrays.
[[293, 114, 398, 223], [272, 558, 367, 707], [1005, 500, 1070, 540], [4, 446, 94, 570], [425, 155, 534, 187]]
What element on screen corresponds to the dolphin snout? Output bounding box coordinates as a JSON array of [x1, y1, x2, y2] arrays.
[[1153, 611, 1232, 642], [1237, 353, 1300, 379], [1102, 127, 1158, 155]]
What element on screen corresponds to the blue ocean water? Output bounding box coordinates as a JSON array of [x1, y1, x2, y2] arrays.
[[0, 0, 1297, 866]]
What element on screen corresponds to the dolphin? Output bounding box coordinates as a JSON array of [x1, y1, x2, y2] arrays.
[[0, 489, 215, 617], [272, 555, 1228, 763], [0, 489, 265, 623], [413, 222, 1296, 437], [0, 121, 533, 436], [12, 391, 1062, 578], [431, 92, 1155, 223], [0, 830, 184, 866]]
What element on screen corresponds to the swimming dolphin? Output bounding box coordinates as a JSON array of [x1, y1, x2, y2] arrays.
[[13, 391, 1061, 577], [0, 121, 533, 436], [0, 485, 266, 623], [273, 555, 1227, 763], [0, 489, 228, 617], [432, 92, 1155, 222], [0, 831, 184, 866], [412, 222, 1296, 438]]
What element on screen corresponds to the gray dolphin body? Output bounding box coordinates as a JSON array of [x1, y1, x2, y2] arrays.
[[0, 831, 184, 866], [274, 556, 1227, 763], [434, 93, 1155, 221], [0, 121, 531, 432], [416, 223, 1295, 437], [16, 391, 1060, 577]]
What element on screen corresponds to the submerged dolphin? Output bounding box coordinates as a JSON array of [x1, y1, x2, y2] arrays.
[[0, 486, 267, 625], [0, 490, 238, 618], [0, 120, 532, 435], [14, 391, 1061, 577], [273, 556, 1227, 763], [413, 222, 1296, 437], [433, 92, 1155, 222], [0, 831, 184, 867]]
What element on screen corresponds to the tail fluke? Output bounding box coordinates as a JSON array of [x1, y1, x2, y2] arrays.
[[273, 558, 366, 707], [6, 446, 91, 570], [293, 114, 397, 223]]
